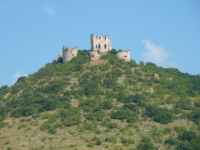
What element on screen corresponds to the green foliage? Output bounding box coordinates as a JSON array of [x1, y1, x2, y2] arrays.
[[142, 105, 174, 124], [42, 113, 50, 119], [121, 137, 135, 145], [49, 127, 57, 134], [40, 121, 51, 131], [107, 123, 118, 129], [188, 110, 200, 125], [103, 78, 117, 89], [163, 127, 171, 134], [137, 138, 156, 150], [105, 136, 117, 144], [174, 126, 200, 149], [0, 121, 9, 129], [0, 46, 200, 150], [18, 123, 28, 129], [87, 141, 95, 147], [176, 142, 192, 150], [0, 85, 9, 96], [175, 98, 192, 110], [165, 136, 177, 145]]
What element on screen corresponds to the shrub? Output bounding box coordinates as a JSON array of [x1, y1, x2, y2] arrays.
[[49, 127, 57, 134], [176, 99, 192, 110], [137, 142, 156, 150], [42, 113, 50, 119], [176, 142, 192, 150], [121, 138, 134, 144], [165, 136, 177, 145], [142, 105, 174, 124], [87, 141, 95, 147], [40, 121, 51, 131], [95, 139, 102, 145], [107, 123, 118, 129], [18, 123, 28, 129], [0, 122, 9, 129], [105, 137, 117, 144], [163, 127, 171, 134], [20, 118, 26, 122]]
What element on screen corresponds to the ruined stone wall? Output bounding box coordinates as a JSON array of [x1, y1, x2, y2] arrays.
[[57, 53, 63, 61], [89, 51, 101, 61], [63, 45, 78, 63], [116, 50, 130, 62], [90, 34, 112, 52]]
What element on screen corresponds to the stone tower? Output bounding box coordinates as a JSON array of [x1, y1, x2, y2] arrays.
[[90, 34, 112, 52], [62, 45, 78, 63], [116, 50, 130, 62]]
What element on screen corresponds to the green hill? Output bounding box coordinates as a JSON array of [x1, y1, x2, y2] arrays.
[[0, 49, 200, 150]]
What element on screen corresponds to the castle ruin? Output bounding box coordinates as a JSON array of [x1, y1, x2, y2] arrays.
[[57, 34, 130, 63], [116, 49, 130, 62], [62, 46, 78, 63], [90, 34, 112, 52]]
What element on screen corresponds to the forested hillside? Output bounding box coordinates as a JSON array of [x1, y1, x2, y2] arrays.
[[0, 49, 200, 150]]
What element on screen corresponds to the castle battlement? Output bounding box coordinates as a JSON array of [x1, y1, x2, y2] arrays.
[[116, 49, 130, 62], [56, 34, 130, 63], [63, 46, 78, 63], [90, 34, 112, 52]]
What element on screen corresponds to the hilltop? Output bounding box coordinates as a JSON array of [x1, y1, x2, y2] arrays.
[[0, 49, 200, 150]]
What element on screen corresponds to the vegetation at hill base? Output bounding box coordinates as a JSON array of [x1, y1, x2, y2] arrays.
[[0, 49, 200, 149]]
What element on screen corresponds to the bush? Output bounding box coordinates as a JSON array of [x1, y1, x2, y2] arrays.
[[176, 99, 192, 110], [176, 142, 192, 150], [121, 138, 134, 144], [107, 123, 118, 129], [49, 127, 57, 134], [111, 109, 131, 120], [142, 105, 174, 124], [0, 122, 9, 129], [42, 113, 50, 119], [87, 141, 95, 147], [188, 110, 200, 125], [163, 127, 171, 134], [165, 136, 177, 145], [137, 142, 156, 150], [179, 130, 197, 142], [95, 139, 102, 145], [18, 123, 28, 129], [40, 121, 51, 131], [105, 137, 117, 144], [20, 118, 26, 122]]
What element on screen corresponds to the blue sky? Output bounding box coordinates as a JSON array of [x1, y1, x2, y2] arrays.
[[0, 0, 200, 87]]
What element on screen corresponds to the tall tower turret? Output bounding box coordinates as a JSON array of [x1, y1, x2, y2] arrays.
[[90, 34, 112, 52], [62, 45, 78, 63]]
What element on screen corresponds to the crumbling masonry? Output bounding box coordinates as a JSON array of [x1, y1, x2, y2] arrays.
[[57, 34, 130, 63]]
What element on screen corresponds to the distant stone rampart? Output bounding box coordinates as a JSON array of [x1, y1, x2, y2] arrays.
[[90, 34, 112, 52], [62, 46, 78, 63], [116, 49, 130, 62], [56, 34, 130, 63]]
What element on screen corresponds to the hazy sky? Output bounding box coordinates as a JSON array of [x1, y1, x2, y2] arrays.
[[0, 0, 200, 87]]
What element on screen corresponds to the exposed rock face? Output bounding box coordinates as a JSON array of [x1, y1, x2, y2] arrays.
[[116, 50, 130, 62], [90, 34, 112, 52], [63, 45, 78, 63]]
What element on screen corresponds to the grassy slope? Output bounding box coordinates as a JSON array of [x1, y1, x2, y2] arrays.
[[0, 50, 199, 150]]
